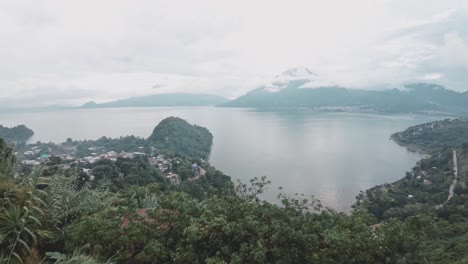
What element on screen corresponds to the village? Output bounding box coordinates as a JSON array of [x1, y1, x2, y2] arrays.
[[19, 143, 205, 185]]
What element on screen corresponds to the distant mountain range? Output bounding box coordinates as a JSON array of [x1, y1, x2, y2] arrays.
[[81, 93, 229, 108], [220, 67, 468, 115]]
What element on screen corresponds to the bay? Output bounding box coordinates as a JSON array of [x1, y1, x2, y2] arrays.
[[0, 107, 440, 211]]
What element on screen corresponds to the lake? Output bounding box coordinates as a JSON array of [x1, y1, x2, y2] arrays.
[[0, 107, 440, 211]]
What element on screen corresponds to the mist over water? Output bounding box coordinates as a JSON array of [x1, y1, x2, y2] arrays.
[[1, 107, 440, 211]]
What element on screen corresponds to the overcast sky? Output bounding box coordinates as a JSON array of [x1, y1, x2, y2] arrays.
[[1, 0, 468, 107]]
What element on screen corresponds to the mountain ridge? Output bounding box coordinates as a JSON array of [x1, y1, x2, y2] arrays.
[[81, 93, 229, 108], [220, 68, 468, 115]]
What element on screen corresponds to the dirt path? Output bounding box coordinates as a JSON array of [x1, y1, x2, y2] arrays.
[[436, 150, 458, 209], [447, 150, 459, 201]]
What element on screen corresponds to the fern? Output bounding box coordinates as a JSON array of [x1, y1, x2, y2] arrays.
[[44, 173, 80, 228]]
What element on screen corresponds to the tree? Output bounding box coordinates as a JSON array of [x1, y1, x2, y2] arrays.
[[0, 139, 16, 180]]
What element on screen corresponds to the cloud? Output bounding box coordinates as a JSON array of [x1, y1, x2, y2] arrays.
[[377, 7, 468, 90], [439, 32, 468, 70], [419, 73, 443, 81], [0, 84, 96, 108], [0, 0, 468, 107]]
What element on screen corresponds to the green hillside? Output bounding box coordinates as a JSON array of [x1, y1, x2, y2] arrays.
[[0, 124, 34, 143], [147, 117, 213, 159], [391, 118, 468, 153]]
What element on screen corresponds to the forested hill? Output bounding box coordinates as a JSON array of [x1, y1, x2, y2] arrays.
[[147, 117, 213, 159], [0, 124, 34, 143], [391, 118, 468, 154]]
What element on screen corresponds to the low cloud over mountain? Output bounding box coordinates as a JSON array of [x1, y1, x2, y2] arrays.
[[1, 1, 467, 108]]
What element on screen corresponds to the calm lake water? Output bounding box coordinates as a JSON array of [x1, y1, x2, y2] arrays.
[[0, 107, 440, 211]]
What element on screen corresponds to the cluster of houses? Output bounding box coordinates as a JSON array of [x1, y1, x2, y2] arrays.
[[22, 146, 52, 166], [22, 148, 147, 166], [149, 154, 173, 172], [148, 154, 181, 185], [77, 151, 146, 164], [20, 144, 184, 185], [22, 146, 41, 156]]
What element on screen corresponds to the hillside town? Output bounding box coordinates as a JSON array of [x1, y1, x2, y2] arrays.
[[18, 142, 205, 185]]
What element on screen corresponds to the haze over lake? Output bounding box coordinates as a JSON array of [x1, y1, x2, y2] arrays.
[[1, 107, 440, 211]]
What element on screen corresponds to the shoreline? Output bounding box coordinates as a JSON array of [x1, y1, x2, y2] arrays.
[[389, 136, 430, 156]]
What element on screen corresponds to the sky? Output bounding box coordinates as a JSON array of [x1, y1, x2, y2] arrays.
[[1, 0, 468, 108]]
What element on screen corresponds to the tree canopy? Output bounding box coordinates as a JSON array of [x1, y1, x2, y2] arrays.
[[147, 117, 213, 160], [0, 124, 34, 143]]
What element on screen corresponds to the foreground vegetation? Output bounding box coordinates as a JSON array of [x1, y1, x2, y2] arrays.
[[0, 141, 435, 263], [2, 117, 468, 263], [0, 151, 466, 263]]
